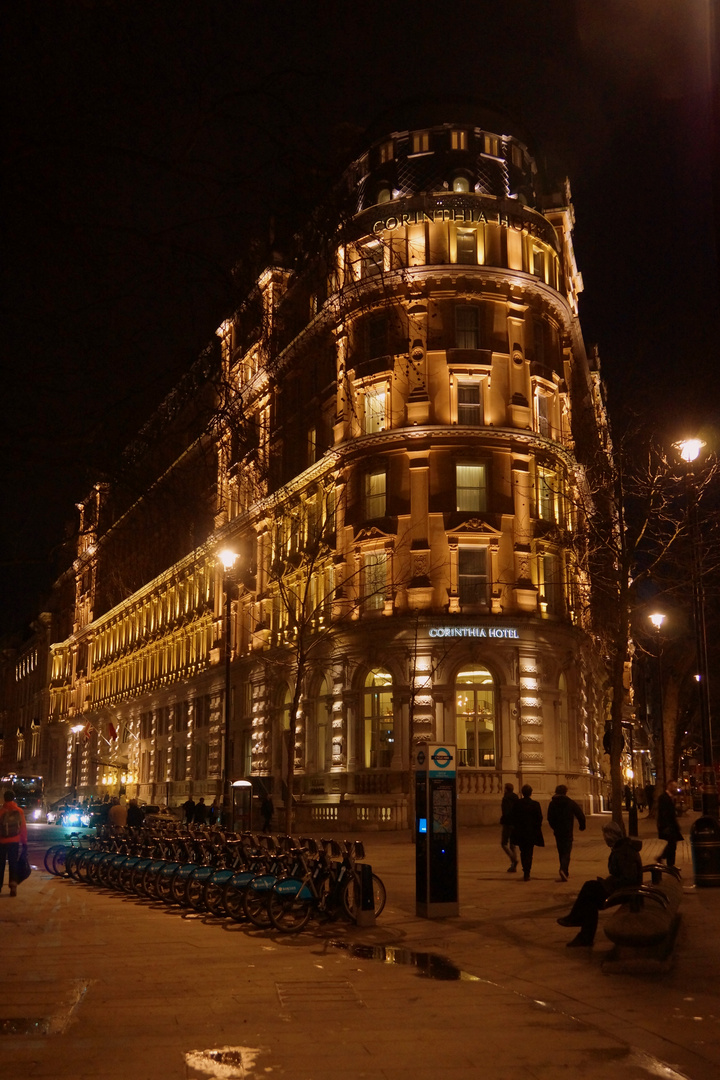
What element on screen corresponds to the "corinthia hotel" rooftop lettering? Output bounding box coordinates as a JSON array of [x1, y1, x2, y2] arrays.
[[428, 626, 519, 639]]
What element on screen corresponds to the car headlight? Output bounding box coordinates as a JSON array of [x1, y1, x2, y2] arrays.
[[81, 814, 91, 826], [33, 808, 42, 820]]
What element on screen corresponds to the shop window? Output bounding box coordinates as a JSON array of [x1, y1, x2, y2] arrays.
[[363, 668, 393, 768], [363, 551, 388, 611], [456, 229, 476, 264], [364, 469, 386, 519], [455, 305, 480, 349], [456, 463, 487, 513], [458, 547, 488, 606], [457, 381, 482, 426], [455, 665, 496, 767]]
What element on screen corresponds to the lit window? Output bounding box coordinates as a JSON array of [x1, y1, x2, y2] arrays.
[[457, 382, 482, 426], [364, 668, 393, 766], [364, 469, 386, 518], [536, 467, 556, 521], [451, 130, 468, 151], [511, 144, 523, 169], [456, 229, 476, 265], [360, 241, 383, 278], [532, 246, 545, 278], [483, 133, 500, 157], [364, 386, 386, 434], [456, 463, 487, 513], [455, 665, 495, 767], [307, 425, 317, 466], [379, 140, 394, 163], [412, 131, 431, 154], [364, 553, 388, 614], [458, 547, 488, 606], [540, 553, 562, 614], [535, 392, 551, 437], [377, 187, 392, 204], [452, 175, 470, 193], [455, 305, 480, 349]]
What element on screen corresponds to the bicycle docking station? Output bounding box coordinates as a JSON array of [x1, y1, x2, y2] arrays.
[[414, 743, 459, 918], [356, 862, 377, 927]]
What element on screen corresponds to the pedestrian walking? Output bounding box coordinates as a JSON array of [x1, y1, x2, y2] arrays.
[[260, 794, 274, 832], [182, 796, 196, 825], [209, 797, 220, 826], [510, 784, 544, 881], [556, 821, 642, 948], [0, 788, 28, 897], [500, 782, 519, 872], [547, 784, 586, 881], [193, 797, 208, 825], [657, 780, 683, 867], [126, 798, 145, 828], [644, 782, 655, 815]]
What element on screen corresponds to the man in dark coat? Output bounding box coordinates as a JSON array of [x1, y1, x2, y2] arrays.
[[182, 797, 196, 825], [500, 783, 519, 872], [657, 780, 683, 867], [193, 797, 208, 825], [556, 821, 642, 947], [547, 784, 586, 882], [511, 784, 544, 881]]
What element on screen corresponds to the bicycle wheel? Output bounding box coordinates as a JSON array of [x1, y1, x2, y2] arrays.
[[222, 882, 246, 922], [204, 880, 227, 917], [53, 847, 68, 876], [157, 870, 177, 903], [44, 845, 65, 875], [243, 883, 273, 928], [73, 850, 92, 882], [186, 877, 206, 912], [268, 890, 312, 933], [65, 848, 82, 880], [170, 872, 190, 905], [342, 872, 387, 921]]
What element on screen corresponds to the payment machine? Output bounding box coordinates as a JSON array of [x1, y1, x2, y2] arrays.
[[414, 743, 459, 917]]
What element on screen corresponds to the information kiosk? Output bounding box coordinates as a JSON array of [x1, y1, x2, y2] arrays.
[[414, 744, 459, 918]]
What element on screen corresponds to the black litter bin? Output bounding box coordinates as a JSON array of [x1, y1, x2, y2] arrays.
[[690, 816, 720, 888]]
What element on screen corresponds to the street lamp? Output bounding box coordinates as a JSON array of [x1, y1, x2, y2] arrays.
[[70, 723, 84, 797], [649, 612, 667, 789], [218, 548, 238, 828], [675, 439, 718, 819]]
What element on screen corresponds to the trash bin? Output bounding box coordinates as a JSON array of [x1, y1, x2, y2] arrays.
[[690, 816, 720, 888]]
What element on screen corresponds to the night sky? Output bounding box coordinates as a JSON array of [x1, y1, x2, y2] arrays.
[[2, 0, 718, 638]]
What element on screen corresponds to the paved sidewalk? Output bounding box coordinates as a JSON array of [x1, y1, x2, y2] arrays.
[[1, 811, 718, 1080]]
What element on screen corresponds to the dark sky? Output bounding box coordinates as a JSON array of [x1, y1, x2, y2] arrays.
[[2, 0, 719, 637]]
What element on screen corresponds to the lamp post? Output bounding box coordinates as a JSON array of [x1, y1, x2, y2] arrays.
[[70, 723, 84, 797], [649, 612, 667, 789], [676, 439, 718, 819], [218, 549, 238, 828]]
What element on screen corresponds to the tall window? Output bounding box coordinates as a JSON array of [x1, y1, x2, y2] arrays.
[[457, 382, 482, 425], [458, 547, 488, 606], [456, 463, 487, 513], [455, 305, 479, 349], [364, 550, 388, 612], [364, 469, 386, 519], [451, 129, 468, 150], [535, 391, 551, 437], [483, 133, 500, 157], [540, 553, 562, 614], [455, 666, 495, 767], [364, 668, 393, 768], [536, 467, 556, 521], [360, 241, 383, 278], [313, 677, 332, 773], [364, 386, 386, 433], [379, 139, 394, 163]]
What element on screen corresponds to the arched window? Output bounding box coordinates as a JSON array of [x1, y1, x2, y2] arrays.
[[452, 175, 470, 192], [363, 668, 393, 768], [312, 677, 332, 774], [455, 665, 496, 767]]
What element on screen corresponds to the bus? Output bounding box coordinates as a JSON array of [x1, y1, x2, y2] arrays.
[[1, 773, 45, 820]]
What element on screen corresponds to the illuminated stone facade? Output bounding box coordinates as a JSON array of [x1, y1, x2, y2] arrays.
[[42, 107, 611, 825]]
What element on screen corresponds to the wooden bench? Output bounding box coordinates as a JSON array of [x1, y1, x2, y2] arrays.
[[602, 864, 683, 973]]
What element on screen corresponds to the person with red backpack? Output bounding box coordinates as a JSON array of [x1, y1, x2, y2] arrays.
[[0, 788, 28, 897]]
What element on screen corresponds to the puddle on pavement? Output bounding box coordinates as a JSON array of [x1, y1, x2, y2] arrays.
[[185, 1045, 262, 1079], [329, 940, 479, 980], [0, 1016, 52, 1036]]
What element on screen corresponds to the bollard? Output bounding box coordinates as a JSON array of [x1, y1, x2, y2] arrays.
[[690, 816, 720, 888], [355, 862, 376, 927]]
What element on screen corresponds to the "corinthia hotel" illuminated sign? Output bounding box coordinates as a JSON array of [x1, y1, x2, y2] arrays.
[[429, 626, 519, 639]]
